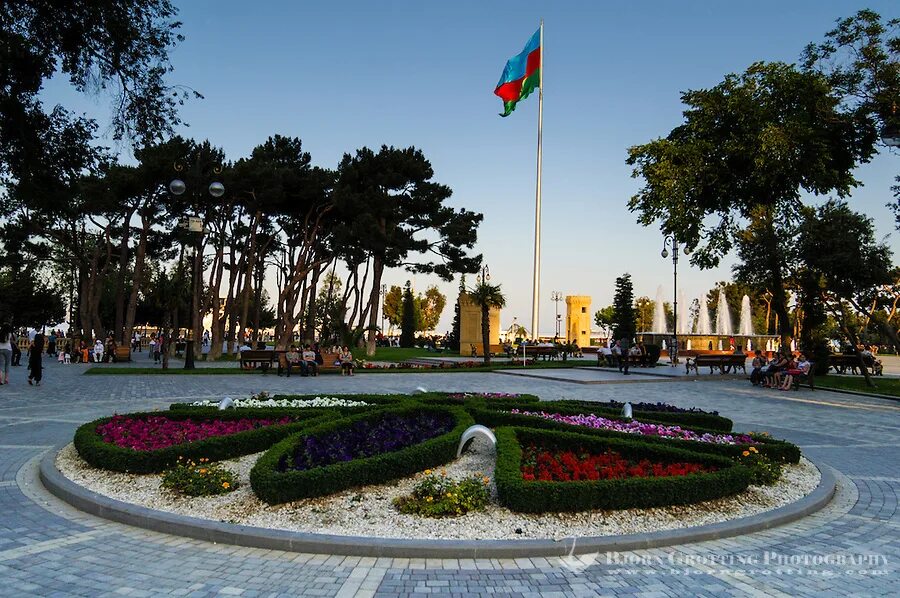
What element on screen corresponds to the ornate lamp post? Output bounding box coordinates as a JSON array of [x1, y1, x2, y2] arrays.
[[475, 264, 490, 285], [881, 102, 900, 148], [551, 291, 563, 340], [169, 170, 225, 369], [661, 235, 690, 363], [380, 283, 387, 337]]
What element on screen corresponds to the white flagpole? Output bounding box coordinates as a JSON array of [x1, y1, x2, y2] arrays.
[[530, 19, 544, 340]]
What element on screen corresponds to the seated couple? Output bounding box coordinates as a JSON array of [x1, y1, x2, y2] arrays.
[[284, 345, 318, 377]]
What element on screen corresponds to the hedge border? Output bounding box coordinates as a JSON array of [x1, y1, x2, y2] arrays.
[[250, 404, 474, 505], [495, 427, 751, 513], [73, 409, 333, 474], [468, 406, 800, 464]]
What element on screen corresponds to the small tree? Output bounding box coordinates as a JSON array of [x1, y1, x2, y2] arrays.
[[469, 281, 507, 365], [448, 276, 465, 351], [611, 274, 636, 342], [400, 281, 416, 348]]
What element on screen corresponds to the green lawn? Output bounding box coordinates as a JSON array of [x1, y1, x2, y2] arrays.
[[815, 375, 900, 398], [83, 358, 589, 376]]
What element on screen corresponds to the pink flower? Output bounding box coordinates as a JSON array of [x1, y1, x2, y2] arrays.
[[96, 415, 293, 451]]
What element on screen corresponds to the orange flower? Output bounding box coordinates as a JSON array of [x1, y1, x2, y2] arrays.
[[222, 482, 230, 489], [742, 451, 750, 457], [199, 468, 208, 474]]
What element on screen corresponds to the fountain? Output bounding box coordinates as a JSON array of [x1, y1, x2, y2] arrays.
[[652, 285, 667, 333], [696, 295, 711, 335], [739, 295, 754, 336], [677, 289, 687, 334], [715, 289, 732, 336]]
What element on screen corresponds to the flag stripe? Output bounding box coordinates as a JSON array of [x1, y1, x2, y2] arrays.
[[499, 69, 540, 116], [494, 50, 541, 101], [494, 29, 541, 88]]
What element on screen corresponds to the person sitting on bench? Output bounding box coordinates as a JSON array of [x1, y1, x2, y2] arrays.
[[339, 345, 354, 376], [284, 345, 301, 377], [302, 344, 318, 377]]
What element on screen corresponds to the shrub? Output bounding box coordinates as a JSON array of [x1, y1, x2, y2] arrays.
[[251, 404, 474, 504], [393, 470, 491, 517], [495, 427, 751, 513], [736, 445, 783, 485], [161, 457, 239, 497], [74, 409, 332, 474]]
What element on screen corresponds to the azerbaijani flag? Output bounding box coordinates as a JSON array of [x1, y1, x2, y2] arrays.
[[494, 28, 541, 117]]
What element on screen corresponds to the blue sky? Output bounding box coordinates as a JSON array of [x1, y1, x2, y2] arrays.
[[42, 1, 899, 335]]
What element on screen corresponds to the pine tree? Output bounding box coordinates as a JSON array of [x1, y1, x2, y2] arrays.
[[448, 275, 465, 350], [400, 281, 416, 348], [611, 273, 636, 342]]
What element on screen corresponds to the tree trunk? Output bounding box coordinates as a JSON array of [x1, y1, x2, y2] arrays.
[[848, 298, 900, 354], [365, 257, 385, 356], [123, 213, 150, 355], [839, 302, 875, 388], [113, 210, 134, 344], [481, 304, 491, 365]]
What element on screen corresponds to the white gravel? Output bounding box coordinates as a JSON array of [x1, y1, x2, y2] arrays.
[[57, 438, 820, 541]]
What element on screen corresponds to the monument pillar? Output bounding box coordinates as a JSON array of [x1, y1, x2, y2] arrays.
[[565, 295, 591, 348], [458, 292, 501, 357]]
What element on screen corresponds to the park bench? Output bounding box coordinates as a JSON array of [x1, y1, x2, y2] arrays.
[[276, 351, 342, 376], [239, 350, 276, 372], [685, 354, 747, 375], [597, 353, 646, 368], [113, 346, 131, 362], [792, 363, 816, 391], [828, 354, 883, 376], [520, 345, 558, 361]]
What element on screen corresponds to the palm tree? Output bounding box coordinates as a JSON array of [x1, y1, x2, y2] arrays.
[[469, 282, 506, 365]]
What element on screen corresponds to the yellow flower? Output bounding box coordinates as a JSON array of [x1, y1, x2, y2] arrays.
[[222, 482, 230, 489], [446, 492, 453, 498], [199, 468, 208, 474], [424, 469, 432, 475], [749, 446, 758, 453], [482, 477, 490, 485], [440, 469, 447, 477], [742, 451, 750, 457], [425, 496, 433, 502]]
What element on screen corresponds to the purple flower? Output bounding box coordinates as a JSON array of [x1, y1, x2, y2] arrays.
[[507, 410, 754, 445]]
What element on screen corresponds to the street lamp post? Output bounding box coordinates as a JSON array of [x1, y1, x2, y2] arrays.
[[661, 235, 689, 364], [170, 171, 225, 369], [881, 102, 900, 148], [551, 291, 563, 341]]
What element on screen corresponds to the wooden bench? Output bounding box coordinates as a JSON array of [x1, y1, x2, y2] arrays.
[[597, 353, 646, 367], [685, 354, 747, 375], [520, 346, 558, 361], [239, 350, 276, 372], [792, 363, 816, 390], [828, 354, 883, 376], [113, 346, 131, 363], [277, 352, 342, 376]]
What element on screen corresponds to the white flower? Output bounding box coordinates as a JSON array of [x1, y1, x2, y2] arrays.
[[190, 396, 368, 409]]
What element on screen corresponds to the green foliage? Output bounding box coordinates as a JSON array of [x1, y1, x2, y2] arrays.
[[611, 274, 636, 341], [734, 446, 783, 486], [250, 404, 474, 505], [161, 457, 239, 497], [494, 427, 751, 513], [393, 471, 490, 517], [594, 305, 615, 329], [0, 268, 66, 329], [73, 410, 331, 474]]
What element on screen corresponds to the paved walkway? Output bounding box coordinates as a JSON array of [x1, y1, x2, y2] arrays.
[[0, 360, 897, 597]]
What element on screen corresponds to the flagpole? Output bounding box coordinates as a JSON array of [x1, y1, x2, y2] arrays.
[[531, 19, 543, 340]]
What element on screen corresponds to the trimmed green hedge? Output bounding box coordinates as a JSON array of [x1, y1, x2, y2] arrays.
[[495, 427, 751, 512], [468, 406, 800, 464], [250, 404, 474, 505], [74, 409, 333, 474]]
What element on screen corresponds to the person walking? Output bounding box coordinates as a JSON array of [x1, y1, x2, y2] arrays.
[[0, 325, 13, 385], [47, 330, 57, 357], [619, 337, 631, 375], [11, 330, 21, 366], [27, 333, 45, 386]]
